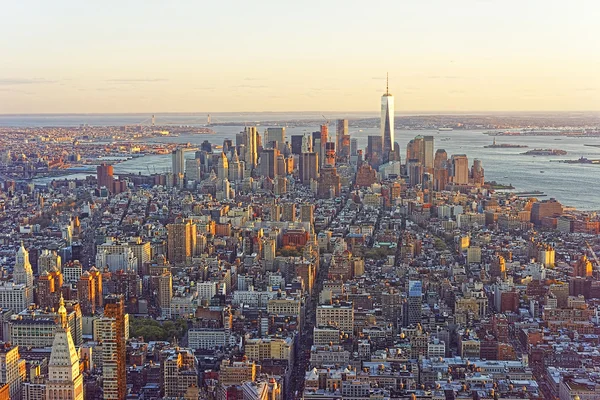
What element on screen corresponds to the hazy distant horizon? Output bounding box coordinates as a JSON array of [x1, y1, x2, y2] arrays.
[[2, 1, 599, 113]]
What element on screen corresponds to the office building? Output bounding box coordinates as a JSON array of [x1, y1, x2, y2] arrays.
[[265, 127, 285, 150], [381, 75, 394, 163], [451, 154, 469, 185], [299, 152, 319, 184], [171, 148, 185, 177], [300, 203, 315, 225], [77, 267, 103, 315], [38, 249, 62, 275], [0, 342, 26, 399], [324, 142, 336, 167], [316, 302, 354, 336], [319, 124, 328, 166], [244, 126, 259, 171], [157, 271, 173, 319], [14, 243, 33, 287], [97, 163, 114, 191], [0, 282, 33, 313], [405, 280, 422, 326], [367, 135, 383, 169], [217, 152, 229, 181], [101, 295, 127, 400], [163, 348, 199, 398], [317, 166, 341, 199], [434, 149, 449, 191], [290, 135, 303, 155], [260, 148, 279, 179], [45, 296, 84, 400], [282, 203, 296, 222], [36, 268, 63, 309], [185, 158, 201, 183], [301, 133, 313, 153], [336, 119, 348, 156], [350, 138, 358, 156], [423, 135, 434, 170], [167, 219, 197, 265]]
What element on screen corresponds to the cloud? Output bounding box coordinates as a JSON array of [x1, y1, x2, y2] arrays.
[[106, 78, 168, 83], [0, 78, 58, 86], [427, 76, 462, 79], [232, 84, 268, 89]]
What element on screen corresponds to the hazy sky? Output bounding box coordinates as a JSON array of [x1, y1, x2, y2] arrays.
[[1, 0, 599, 113]]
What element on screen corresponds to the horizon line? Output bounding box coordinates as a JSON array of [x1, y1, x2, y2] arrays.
[[1, 110, 600, 117]]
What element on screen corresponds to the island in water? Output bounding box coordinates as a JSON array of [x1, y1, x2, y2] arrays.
[[522, 149, 567, 156], [484, 138, 528, 148]]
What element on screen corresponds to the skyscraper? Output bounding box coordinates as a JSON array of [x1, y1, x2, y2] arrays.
[[260, 148, 280, 179], [171, 148, 185, 176], [367, 135, 383, 169], [102, 294, 127, 400], [451, 154, 469, 185], [299, 152, 319, 184], [381, 74, 394, 163], [319, 124, 329, 166], [0, 343, 26, 399], [46, 295, 84, 400], [291, 135, 303, 155], [167, 219, 197, 265], [14, 242, 33, 288], [244, 126, 258, 171], [324, 142, 336, 167], [336, 119, 348, 157], [423, 135, 434, 170], [405, 280, 422, 326], [265, 127, 285, 150], [97, 163, 114, 191]]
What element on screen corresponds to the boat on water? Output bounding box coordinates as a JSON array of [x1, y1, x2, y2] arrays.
[[522, 149, 567, 156], [438, 128, 454, 131], [540, 171, 545, 173]]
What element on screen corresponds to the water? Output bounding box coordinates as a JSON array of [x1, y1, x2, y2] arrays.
[[6, 114, 599, 211]]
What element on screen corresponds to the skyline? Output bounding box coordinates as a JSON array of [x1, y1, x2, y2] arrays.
[[1, 0, 599, 113]]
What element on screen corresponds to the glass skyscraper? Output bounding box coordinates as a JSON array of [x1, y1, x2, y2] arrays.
[[381, 75, 394, 163]]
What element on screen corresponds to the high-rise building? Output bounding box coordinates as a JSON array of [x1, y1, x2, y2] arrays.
[[319, 124, 328, 166], [244, 127, 258, 171], [36, 268, 63, 309], [217, 152, 229, 181], [185, 158, 201, 183], [45, 296, 84, 400], [336, 119, 348, 156], [171, 148, 185, 177], [167, 220, 197, 265], [423, 136, 434, 170], [405, 280, 422, 326], [316, 302, 354, 336], [163, 348, 199, 398], [574, 255, 593, 277], [97, 163, 114, 191], [265, 127, 285, 150], [101, 294, 127, 400], [317, 166, 341, 199], [0, 342, 26, 399], [350, 138, 358, 156], [14, 242, 34, 287], [260, 148, 280, 179], [78, 268, 103, 315], [381, 75, 395, 163], [228, 151, 243, 182], [406, 136, 424, 165], [434, 149, 449, 191], [300, 203, 315, 225], [157, 271, 173, 319], [324, 142, 336, 167], [290, 135, 303, 155], [471, 159, 485, 185], [38, 249, 61, 275], [282, 203, 296, 222], [299, 152, 319, 184], [367, 136, 383, 169], [451, 154, 469, 185], [301, 134, 313, 153]]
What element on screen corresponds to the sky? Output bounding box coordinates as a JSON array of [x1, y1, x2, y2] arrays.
[[1, 0, 599, 113]]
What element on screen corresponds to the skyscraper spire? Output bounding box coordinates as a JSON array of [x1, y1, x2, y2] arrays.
[[386, 72, 389, 95]]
